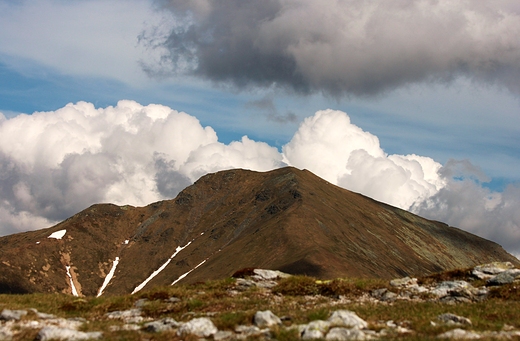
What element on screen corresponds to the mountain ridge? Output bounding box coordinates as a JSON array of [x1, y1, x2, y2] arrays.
[[0, 166, 517, 296]]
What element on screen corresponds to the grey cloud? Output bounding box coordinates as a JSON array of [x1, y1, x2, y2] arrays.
[[412, 159, 520, 254], [145, 0, 520, 97], [245, 95, 298, 123], [154, 154, 192, 198]]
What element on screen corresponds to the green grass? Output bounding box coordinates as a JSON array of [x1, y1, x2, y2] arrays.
[[1, 274, 520, 341]]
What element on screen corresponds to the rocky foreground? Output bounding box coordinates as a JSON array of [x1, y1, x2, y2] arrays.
[[1, 263, 520, 340]]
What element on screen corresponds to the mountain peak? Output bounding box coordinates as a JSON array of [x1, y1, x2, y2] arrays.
[[0, 167, 517, 295]]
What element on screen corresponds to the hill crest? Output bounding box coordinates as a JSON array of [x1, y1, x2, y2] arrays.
[[0, 167, 517, 295]]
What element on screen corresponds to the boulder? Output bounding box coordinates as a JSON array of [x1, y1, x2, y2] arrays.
[[302, 320, 331, 340], [437, 328, 481, 339], [473, 262, 515, 279], [327, 310, 368, 329], [144, 317, 180, 332], [0, 309, 27, 321], [254, 310, 282, 328], [326, 327, 368, 340], [253, 269, 291, 280], [487, 269, 520, 286], [437, 313, 472, 326], [36, 326, 102, 341], [177, 317, 218, 337], [390, 277, 417, 287]]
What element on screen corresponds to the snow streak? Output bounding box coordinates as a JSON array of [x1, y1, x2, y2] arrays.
[[97, 256, 120, 297], [48, 229, 66, 239], [171, 259, 207, 286], [131, 241, 192, 294], [65, 265, 79, 297]]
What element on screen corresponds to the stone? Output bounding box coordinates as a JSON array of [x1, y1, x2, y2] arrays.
[[437, 313, 472, 326], [326, 327, 367, 340], [177, 317, 218, 337], [487, 269, 520, 286], [36, 326, 102, 341], [390, 277, 417, 287], [0, 309, 27, 321], [327, 310, 368, 329], [431, 281, 472, 298], [255, 280, 279, 288], [235, 325, 261, 334], [108, 324, 141, 332], [437, 328, 481, 339], [144, 317, 180, 332], [133, 299, 148, 307], [253, 269, 291, 280], [254, 310, 282, 328], [235, 278, 256, 288], [473, 262, 514, 276], [214, 330, 235, 340], [370, 288, 388, 298], [105, 308, 143, 323], [302, 320, 331, 340]]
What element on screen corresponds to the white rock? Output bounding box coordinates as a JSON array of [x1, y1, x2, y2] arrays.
[[328, 310, 368, 329], [36, 326, 102, 341], [253, 269, 291, 280], [437, 328, 481, 339], [326, 327, 367, 340], [177, 317, 218, 337], [214, 330, 235, 340], [105, 308, 143, 323], [254, 310, 282, 328], [390, 277, 417, 287], [0, 309, 27, 321], [431, 281, 471, 297], [235, 325, 261, 334], [438, 313, 472, 326], [302, 320, 331, 340], [487, 269, 520, 286], [473, 262, 514, 275], [144, 318, 180, 332]]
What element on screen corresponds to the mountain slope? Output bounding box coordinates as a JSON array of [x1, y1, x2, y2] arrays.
[[0, 167, 517, 295]]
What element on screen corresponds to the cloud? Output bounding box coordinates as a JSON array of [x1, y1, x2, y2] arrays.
[[142, 0, 520, 96], [245, 95, 298, 123], [282, 109, 445, 209], [412, 171, 520, 254], [1, 102, 519, 255], [144, 0, 520, 97], [0, 100, 284, 234]]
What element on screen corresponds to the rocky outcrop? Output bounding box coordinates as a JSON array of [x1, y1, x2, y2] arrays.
[[2, 263, 520, 340]]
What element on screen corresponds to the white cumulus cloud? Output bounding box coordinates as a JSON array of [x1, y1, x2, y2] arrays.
[[1, 102, 519, 256]]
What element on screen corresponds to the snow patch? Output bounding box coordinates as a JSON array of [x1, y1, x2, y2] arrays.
[[65, 265, 79, 297], [171, 259, 207, 285], [97, 257, 120, 297], [131, 241, 192, 294], [48, 229, 67, 239]]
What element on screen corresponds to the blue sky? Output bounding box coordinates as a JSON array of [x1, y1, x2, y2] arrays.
[[0, 0, 520, 254]]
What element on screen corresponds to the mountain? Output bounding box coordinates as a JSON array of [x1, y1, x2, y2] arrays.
[[0, 167, 517, 296]]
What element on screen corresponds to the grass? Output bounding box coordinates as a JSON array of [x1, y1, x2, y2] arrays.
[[1, 273, 520, 340]]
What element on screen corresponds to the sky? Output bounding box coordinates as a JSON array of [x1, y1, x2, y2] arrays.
[[0, 0, 519, 256]]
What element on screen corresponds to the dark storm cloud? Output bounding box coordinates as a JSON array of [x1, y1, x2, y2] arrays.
[[145, 0, 520, 97]]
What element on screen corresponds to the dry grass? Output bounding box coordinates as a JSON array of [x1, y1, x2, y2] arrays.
[[1, 273, 520, 341]]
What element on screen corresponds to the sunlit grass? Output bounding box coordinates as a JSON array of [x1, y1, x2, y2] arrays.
[[1, 272, 520, 341]]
